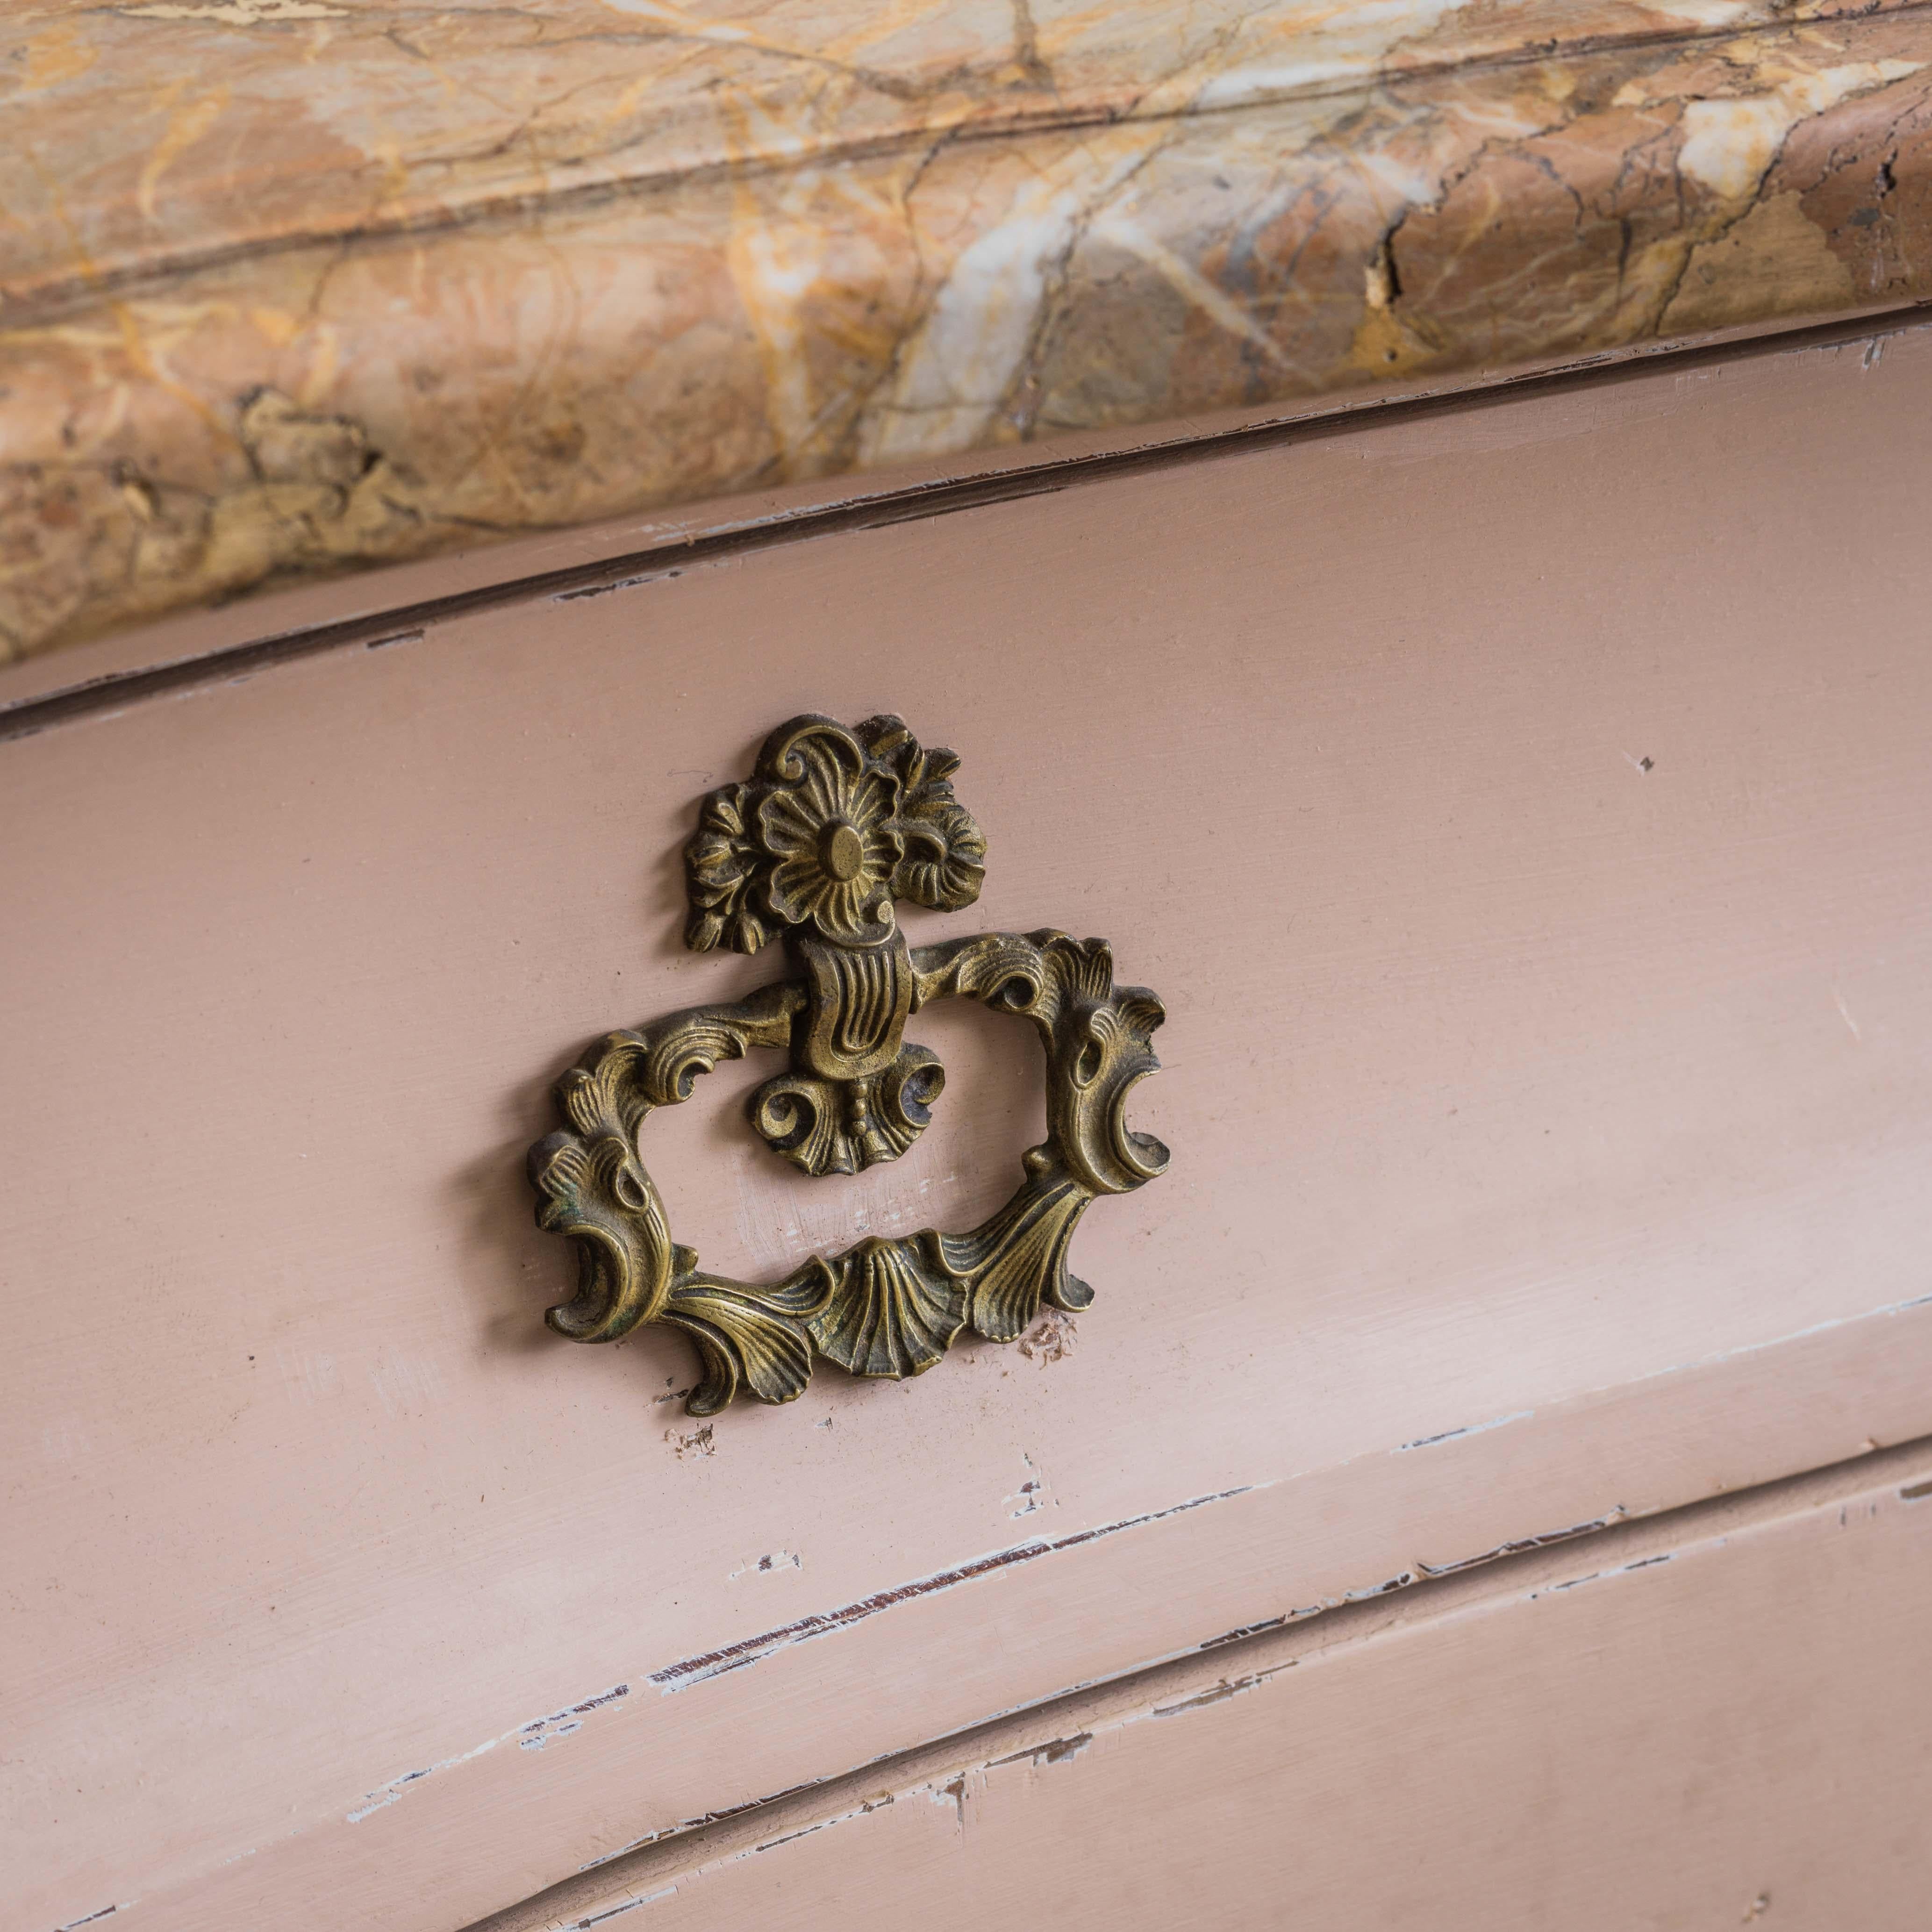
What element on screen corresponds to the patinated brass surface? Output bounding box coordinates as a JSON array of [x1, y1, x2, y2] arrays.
[[528, 715, 1167, 1415]]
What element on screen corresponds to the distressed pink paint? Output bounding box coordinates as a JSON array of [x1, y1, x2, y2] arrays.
[[5, 322, 1932, 1930], [496, 1449, 1932, 1931]]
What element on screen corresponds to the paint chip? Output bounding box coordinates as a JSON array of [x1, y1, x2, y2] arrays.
[[1395, 1410, 1533, 1453], [648, 1485, 1252, 1693], [991, 1730, 1092, 1767], [1006, 1452, 1052, 1519], [1018, 1309, 1077, 1362], [731, 1551, 803, 1579]]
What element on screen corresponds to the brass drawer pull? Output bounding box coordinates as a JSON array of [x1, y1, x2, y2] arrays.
[[528, 715, 1168, 1415]]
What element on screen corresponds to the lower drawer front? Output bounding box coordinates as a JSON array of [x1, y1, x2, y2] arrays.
[[492, 1447, 1932, 1932], [6, 318, 1932, 1932]]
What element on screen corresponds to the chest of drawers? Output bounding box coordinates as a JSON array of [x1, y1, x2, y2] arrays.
[[6, 6, 1932, 1928]]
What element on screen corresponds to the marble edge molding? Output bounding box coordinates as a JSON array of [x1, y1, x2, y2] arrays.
[[4, 1, 1932, 663], [2, 0, 1916, 321], [2, 300, 1926, 738]]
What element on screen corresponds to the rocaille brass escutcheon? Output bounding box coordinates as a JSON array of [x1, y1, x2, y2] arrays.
[[527, 714, 1169, 1415]]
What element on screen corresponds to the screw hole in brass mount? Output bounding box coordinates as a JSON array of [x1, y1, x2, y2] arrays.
[[527, 714, 1168, 1416]]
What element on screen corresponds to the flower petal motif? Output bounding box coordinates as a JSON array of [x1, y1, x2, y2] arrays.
[[759, 786, 823, 859], [729, 906, 771, 953], [857, 715, 987, 913], [894, 795, 987, 911], [845, 765, 896, 833], [752, 726, 901, 943], [766, 853, 827, 928], [682, 715, 982, 952], [684, 783, 772, 953]]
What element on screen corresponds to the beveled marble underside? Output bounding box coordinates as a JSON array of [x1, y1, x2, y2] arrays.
[[3, 0, 1929, 660]]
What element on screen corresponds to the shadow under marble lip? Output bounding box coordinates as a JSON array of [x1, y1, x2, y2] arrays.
[[3, 0, 1930, 662]]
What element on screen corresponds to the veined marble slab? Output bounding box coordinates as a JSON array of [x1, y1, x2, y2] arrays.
[[3, 0, 1929, 659]]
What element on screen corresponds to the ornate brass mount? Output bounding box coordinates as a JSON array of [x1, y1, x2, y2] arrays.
[[527, 715, 1168, 1416]]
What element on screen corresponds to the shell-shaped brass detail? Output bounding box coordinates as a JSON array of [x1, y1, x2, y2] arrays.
[[807, 1234, 967, 1379]]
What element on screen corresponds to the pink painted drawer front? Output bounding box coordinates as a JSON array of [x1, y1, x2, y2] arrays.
[[6, 319, 1932, 1932], [487, 1445, 1932, 1932]]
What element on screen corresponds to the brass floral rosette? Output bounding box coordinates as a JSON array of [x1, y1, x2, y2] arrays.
[[528, 715, 1168, 1416]]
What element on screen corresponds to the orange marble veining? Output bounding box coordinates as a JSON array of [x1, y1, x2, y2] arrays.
[[3, 0, 1930, 659]]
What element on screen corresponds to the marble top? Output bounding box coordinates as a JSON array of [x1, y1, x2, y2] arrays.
[[4, 0, 1928, 661]]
